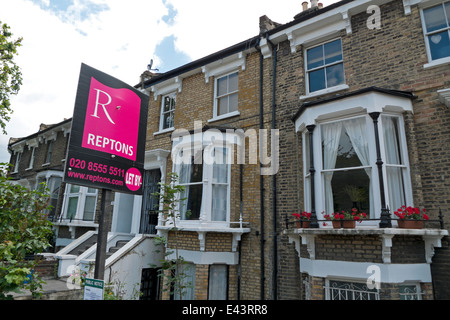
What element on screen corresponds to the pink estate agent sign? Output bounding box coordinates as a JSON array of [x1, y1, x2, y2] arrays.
[[82, 77, 141, 161]]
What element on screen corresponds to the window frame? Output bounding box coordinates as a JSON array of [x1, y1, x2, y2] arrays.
[[159, 92, 176, 132], [304, 38, 346, 95], [213, 71, 239, 120], [420, 1, 450, 67], [62, 184, 98, 222], [173, 137, 232, 228], [13, 152, 21, 173]]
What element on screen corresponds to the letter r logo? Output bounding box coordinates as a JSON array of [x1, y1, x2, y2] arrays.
[[91, 89, 116, 125]]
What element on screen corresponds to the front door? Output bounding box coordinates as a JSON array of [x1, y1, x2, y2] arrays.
[[139, 169, 161, 234]]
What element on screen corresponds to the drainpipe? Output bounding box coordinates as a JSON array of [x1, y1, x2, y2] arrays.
[[269, 36, 278, 301], [255, 38, 265, 300]]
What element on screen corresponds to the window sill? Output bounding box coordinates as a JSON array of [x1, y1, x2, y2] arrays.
[[157, 223, 250, 252], [300, 84, 349, 101], [153, 127, 175, 136], [207, 111, 240, 123], [423, 56, 450, 69]]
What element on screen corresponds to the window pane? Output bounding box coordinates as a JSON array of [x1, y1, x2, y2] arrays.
[[423, 4, 447, 32], [83, 196, 96, 221], [213, 148, 228, 183], [428, 30, 450, 60], [67, 197, 78, 219], [217, 77, 227, 96], [383, 116, 403, 165], [179, 150, 203, 184], [324, 39, 342, 64], [228, 93, 238, 113], [326, 63, 345, 88], [209, 265, 228, 300], [325, 169, 371, 214], [70, 184, 80, 193], [163, 111, 174, 129], [228, 72, 238, 92], [386, 166, 406, 213], [163, 96, 172, 112], [212, 184, 227, 221], [174, 263, 195, 300], [180, 184, 202, 220], [218, 96, 228, 115], [308, 68, 326, 92], [307, 45, 324, 69]]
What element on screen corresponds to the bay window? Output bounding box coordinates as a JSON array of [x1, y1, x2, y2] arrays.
[[175, 140, 231, 225], [63, 184, 98, 222], [295, 88, 415, 225], [321, 116, 372, 215]]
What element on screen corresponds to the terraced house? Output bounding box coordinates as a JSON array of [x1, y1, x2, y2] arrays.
[[139, 0, 450, 300], [7, 0, 450, 300]]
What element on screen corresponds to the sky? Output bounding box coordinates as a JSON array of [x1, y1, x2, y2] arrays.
[[0, 0, 339, 164]]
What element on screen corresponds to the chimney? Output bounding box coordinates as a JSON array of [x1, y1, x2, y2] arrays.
[[311, 0, 318, 8], [302, 1, 308, 11], [318, 2, 323, 9]]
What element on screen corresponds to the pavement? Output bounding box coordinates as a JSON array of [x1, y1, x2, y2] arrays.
[[11, 277, 83, 300]]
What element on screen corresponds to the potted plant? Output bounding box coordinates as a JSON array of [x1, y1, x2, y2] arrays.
[[394, 206, 429, 229], [324, 208, 367, 229], [292, 211, 312, 228]]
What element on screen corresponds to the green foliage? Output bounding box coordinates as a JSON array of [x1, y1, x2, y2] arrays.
[[0, 21, 23, 134], [151, 172, 193, 300], [0, 164, 53, 299]]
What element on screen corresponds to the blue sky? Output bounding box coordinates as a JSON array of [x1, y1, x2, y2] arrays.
[[0, 0, 339, 163]]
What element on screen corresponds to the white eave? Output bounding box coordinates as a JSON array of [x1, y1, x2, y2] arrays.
[[261, 0, 396, 57]]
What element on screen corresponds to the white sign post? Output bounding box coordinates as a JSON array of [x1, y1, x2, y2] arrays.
[[84, 278, 104, 300]]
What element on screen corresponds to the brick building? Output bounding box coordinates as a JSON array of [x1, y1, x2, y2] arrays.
[[6, 0, 449, 300], [139, 0, 450, 300], [7, 119, 110, 251]]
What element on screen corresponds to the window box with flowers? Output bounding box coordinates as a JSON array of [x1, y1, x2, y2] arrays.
[[323, 208, 367, 229], [292, 212, 312, 228], [394, 206, 429, 229]]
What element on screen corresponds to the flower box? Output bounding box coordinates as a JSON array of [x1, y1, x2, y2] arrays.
[[332, 220, 356, 229], [397, 220, 423, 229]]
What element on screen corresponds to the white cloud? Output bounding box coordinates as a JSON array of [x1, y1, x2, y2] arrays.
[[0, 0, 339, 164]]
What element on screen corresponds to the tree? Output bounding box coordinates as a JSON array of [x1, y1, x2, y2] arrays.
[[152, 172, 192, 300], [0, 164, 53, 299], [0, 21, 23, 134]]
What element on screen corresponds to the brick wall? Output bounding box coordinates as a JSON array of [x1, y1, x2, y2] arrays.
[[273, 0, 450, 299]]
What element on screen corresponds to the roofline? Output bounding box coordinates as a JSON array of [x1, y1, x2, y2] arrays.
[[8, 117, 72, 148], [266, 0, 355, 37], [135, 0, 363, 90], [136, 36, 261, 89], [291, 87, 417, 122]]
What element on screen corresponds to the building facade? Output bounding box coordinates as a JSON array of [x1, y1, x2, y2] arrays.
[[139, 0, 450, 300], [6, 0, 450, 300], [7, 119, 110, 251]]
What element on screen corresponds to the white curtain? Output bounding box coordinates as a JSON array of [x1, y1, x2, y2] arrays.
[[343, 117, 373, 215], [322, 122, 342, 214], [178, 149, 192, 220], [383, 116, 405, 212], [212, 147, 228, 221], [208, 265, 227, 300]]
